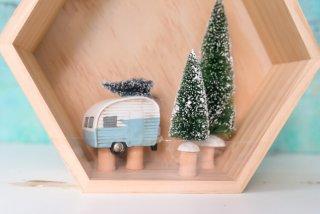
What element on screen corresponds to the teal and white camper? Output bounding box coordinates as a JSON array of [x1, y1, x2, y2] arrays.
[[83, 96, 160, 153]]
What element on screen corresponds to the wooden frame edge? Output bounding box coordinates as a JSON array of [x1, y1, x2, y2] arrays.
[[0, 44, 90, 189], [237, 60, 320, 192], [1, 0, 65, 51], [242, 0, 319, 64], [83, 180, 241, 194], [284, 0, 320, 59]]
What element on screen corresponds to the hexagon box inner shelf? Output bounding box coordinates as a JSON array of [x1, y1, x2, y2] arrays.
[[1, 0, 319, 193]]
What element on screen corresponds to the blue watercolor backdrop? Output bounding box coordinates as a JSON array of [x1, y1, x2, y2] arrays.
[[0, 0, 319, 153]]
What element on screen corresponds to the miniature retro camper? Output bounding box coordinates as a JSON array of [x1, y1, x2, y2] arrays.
[[83, 96, 160, 153]]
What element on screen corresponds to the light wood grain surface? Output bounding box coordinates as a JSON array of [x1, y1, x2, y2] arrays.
[[34, 0, 273, 164]]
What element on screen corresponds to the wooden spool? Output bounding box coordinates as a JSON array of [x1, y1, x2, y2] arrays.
[[97, 148, 116, 172], [179, 152, 199, 177], [199, 147, 215, 170], [126, 146, 144, 170]]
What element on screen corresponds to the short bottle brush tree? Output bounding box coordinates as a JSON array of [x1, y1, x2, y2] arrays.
[[200, 0, 236, 139], [169, 50, 209, 142], [169, 50, 209, 177]]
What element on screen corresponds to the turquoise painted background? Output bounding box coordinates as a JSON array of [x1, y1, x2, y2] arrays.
[[0, 0, 319, 152]]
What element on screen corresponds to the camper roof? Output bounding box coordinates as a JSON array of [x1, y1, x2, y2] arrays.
[[84, 96, 159, 119]]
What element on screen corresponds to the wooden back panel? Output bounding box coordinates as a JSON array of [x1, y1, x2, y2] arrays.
[[34, 0, 271, 163]]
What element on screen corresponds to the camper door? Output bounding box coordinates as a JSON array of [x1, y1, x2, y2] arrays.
[[128, 111, 144, 147]]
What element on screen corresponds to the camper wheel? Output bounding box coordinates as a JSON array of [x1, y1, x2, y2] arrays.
[[150, 144, 158, 151], [110, 142, 127, 154]]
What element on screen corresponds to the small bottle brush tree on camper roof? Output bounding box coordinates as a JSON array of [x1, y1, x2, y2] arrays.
[[200, 0, 236, 139], [169, 50, 209, 142], [102, 78, 153, 97]]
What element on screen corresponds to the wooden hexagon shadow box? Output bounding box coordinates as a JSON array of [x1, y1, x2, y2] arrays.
[[0, 0, 319, 193]]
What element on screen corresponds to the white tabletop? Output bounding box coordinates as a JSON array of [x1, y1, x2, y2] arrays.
[[0, 144, 319, 214]]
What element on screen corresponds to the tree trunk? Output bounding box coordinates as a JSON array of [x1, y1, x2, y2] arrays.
[[126, 146, 144, 170], [199, 147, 215, 169], [97, 148, 116, 172], [179, 152, 198, 177]]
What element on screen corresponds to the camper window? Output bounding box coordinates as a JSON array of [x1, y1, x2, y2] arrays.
[[84, 117, 89, 128], [103, 116, 117, 128], [88, 117, 94, 128]]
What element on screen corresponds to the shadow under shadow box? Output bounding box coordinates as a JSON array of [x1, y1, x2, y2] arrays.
[[0, 0, 319, 193]]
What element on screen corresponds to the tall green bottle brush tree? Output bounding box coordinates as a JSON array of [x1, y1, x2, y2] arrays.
[[200, 0, 236, 139]]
